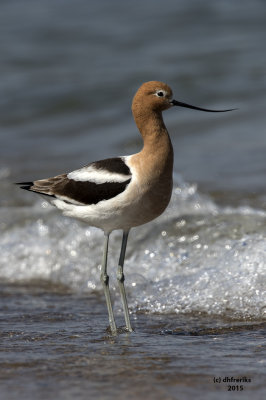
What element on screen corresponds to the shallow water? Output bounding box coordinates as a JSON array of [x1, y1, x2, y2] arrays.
[[1, 180, 266, 399], [0, 284, 265, 400], [1, 0, 266, 399]]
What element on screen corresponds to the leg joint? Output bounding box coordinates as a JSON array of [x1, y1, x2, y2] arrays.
[[117, 267, 125, 283], [101, 273, 109, 285]]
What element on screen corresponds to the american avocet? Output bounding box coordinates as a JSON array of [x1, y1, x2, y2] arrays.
[[17, 81, 234, 334]]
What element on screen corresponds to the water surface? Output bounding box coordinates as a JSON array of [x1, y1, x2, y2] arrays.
[[1, 1, 266, 399]]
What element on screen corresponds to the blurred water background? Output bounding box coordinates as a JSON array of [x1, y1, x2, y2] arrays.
[[0, 1, 266, 399]]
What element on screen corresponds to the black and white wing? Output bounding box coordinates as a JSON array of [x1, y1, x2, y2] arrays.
[[16, 157, 132, 205]]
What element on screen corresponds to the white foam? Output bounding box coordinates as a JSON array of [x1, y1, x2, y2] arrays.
[[1, 178, 265, 320], [128, 230, 266, 319]]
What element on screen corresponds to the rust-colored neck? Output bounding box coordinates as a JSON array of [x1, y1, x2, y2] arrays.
[[132, 105, 174, 181]]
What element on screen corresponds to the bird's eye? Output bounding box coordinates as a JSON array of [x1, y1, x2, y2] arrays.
[[156, 91, 164, 97]]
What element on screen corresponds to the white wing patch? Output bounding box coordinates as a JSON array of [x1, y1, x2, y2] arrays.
[[67, 163, 130, 184], [55, 194, 85, 205]]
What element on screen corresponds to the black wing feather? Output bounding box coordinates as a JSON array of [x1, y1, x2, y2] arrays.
[[92, 158, 131, 175], [54, 177, 131, 205]]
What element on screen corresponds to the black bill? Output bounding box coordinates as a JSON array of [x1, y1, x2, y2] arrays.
[[171, 99, 236, 113]]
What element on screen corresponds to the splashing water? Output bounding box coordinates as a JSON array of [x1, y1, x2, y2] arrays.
[[1, 177, 265, 320]]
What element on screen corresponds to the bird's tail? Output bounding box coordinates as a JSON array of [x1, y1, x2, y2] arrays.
[[15, 182, 34, 191], [15, 181, 56, 199]]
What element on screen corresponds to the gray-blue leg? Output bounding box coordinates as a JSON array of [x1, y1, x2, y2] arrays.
[[100, 233, 117, 335], [117, 231, 133, 332]]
